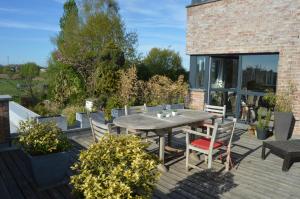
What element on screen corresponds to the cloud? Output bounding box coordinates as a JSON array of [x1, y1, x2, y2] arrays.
[[0, 20, 59, 32], [0, 7, 20, 12], [52, 0, 66, 4]]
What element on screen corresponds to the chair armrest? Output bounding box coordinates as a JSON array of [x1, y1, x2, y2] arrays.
[[203, 123, 215, 129], [182, 128, 212, 138]]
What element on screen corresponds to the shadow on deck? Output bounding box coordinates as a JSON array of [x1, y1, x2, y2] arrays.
[[1, 128, 300, 199]]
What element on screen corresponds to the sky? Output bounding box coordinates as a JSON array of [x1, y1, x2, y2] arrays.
[[0, 0, 190, 69]]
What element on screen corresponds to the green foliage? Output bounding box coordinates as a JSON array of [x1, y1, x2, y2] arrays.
[[47, 59, 85, 107], [104, 95, 122, 120], [32, 102, 61, 117], [92, 42, 125, 97], [53, 0, 137, 97], [19, 62, 40, 98], [70, 134, 160, 199], [62, 105, 85, 126], [140, 48, 187, 81], [263, 90, 276, 109], [17, 120, 71, 156], [257, 107, 271, 129]]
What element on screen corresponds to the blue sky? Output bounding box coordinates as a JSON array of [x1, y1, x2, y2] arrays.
[[0, 0, 190, 69]]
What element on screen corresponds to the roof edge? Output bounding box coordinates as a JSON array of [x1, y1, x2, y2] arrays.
[[186, 0, 222, 8]]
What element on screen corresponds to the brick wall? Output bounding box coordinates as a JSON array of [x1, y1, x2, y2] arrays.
[[187, 0, 300, 135], [0, 96, 11, 143], [188, 89, 205, 110]]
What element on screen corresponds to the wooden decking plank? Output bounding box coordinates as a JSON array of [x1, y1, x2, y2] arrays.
[[158, 171, 214, 199], [1, 151, 39, 199], [0, 172, 11, 199], [47, 188, 66, 199], [0, 152, 25, 199], [157, 175, 194, 199], [9, 150, 53, 199]]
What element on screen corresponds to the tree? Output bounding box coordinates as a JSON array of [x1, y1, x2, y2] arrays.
[[140, 48, 187, 81], [53, 0, 138, 97], [19, 62, 40, 98], [47, 58, 84, 107]]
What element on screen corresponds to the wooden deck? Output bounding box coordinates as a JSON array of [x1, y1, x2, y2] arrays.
[[0, 128, 300, 199]]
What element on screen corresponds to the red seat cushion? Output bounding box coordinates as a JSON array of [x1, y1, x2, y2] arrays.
[[191, 137, 224, 150]]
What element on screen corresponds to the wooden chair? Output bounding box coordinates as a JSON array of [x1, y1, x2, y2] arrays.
[[200, 104, 226, 135], [89, 117, 117, 142], [124, 105, 147, 136], [184, 119, 237, 171]]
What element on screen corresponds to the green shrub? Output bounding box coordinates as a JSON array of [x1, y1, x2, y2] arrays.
[[32, 101, 60, 117], [70, 134, 160, 199], [62, 105, 85, 126], [104, 96, 122, 121], [17, 120, 71, 156]]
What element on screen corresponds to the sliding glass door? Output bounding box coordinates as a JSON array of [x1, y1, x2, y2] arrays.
[[189, 53, 279, 121]]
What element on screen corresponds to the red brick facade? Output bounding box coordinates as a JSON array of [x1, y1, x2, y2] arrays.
[[0, 99, 10, 143], [188, 90, 205, 110], [187, 0, 300, 135]]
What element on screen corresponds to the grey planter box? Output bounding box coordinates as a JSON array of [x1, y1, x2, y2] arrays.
[[36, 115, 67, 131], [76, 112, 106, 128], [166, 103, 185, 110], [274, 112, 295, 141], [76, 112, 90, 128], [25, 151, 70, 189], [111, 108, 125, 119]]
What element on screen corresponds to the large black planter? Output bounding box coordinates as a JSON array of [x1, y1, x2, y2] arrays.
[[274, 112, 295, 141], [256, 127, 268, 140], [26, 151, 70, 189]]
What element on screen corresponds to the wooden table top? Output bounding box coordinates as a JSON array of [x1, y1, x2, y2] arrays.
[[113, 109, 214, 131]]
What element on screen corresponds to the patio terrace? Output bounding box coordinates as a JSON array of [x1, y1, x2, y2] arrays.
[[0, 128, 300, 199]]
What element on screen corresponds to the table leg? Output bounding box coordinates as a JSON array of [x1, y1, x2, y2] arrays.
[[158, 135, 168, 172], [167, 129, 172, 147], [282, 155, 291, 172], [261, 143, 266, 160]]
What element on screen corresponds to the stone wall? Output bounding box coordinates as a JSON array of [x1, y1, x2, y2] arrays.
[[0, 95, 11, 143], [187, 0, 300, 134]]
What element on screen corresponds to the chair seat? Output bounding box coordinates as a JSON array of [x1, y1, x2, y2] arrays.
[[191, 137, 224, 150]]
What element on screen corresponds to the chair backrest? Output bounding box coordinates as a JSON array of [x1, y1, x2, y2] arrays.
[[89, 118, 112, 142], [210, 118, 237, 151], [204, 104, 226, 119], [124, 105, 146, 115]]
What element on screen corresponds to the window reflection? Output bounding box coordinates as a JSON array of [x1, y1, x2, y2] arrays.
[[242, 55, 278, 92], [189, 56, 206, 89], [211, 57, 238, 89], [195, 57, 206, 88], [210, 91, 237, 116]]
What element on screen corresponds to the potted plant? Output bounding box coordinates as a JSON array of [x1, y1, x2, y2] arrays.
[[171, 109, 178, 116], [265, 82, 297, 140], [17, 120, 71, 189], [157, 111, 163, 118], [70, 134, 160, 198], [256, 108, 271, 140]]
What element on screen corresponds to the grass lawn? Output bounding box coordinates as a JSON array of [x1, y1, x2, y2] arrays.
[[0, 79, 24, 95]]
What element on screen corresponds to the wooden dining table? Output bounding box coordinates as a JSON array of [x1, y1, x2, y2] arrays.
[[113, 109, 214, 172]]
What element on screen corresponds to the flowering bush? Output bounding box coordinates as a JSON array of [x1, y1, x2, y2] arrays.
[[70, 134, 160, 199], [18, 120, 71, 156]]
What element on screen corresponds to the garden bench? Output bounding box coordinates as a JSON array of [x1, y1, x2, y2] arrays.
[[262, 140, 300, 171]]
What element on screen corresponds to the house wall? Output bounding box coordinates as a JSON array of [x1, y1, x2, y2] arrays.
[[187, 0, 300, 135]]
